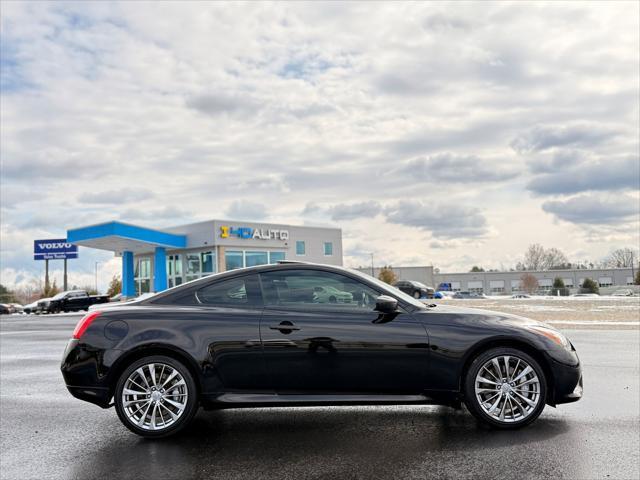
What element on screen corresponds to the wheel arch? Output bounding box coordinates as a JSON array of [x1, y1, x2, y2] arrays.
[[459, 337, 556, 406], [107, 344, 203, 400]]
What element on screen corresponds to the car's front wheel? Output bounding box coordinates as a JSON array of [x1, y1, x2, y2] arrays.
[[114, 355, 198, 438], [413, 291, 421, 299], [464, 347, 546, 429]]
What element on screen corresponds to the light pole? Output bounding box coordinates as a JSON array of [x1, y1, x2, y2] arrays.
[[370, 253, 374, 277], [95, 262, 99, 293]]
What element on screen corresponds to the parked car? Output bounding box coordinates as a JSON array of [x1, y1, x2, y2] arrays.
[[9, 303, 24, 314], [434, 291, 456, 299], [0, 304, 11, 315], [23, 301, 40, 314], [62, 262, 582, 438], [45, 290, 110, 314], [452, 291, 486, 299], [35, 297, 53, 314], [512, 294, 531, 299], [312, 285, 353, 303], [611, 289, 633, 297], [393, 280, 435, 299]]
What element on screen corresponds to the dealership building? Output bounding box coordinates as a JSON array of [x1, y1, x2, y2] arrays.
[[67, 220, 342, 297]]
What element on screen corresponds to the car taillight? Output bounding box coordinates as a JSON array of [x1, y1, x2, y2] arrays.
[[72, 311, 102, 339]]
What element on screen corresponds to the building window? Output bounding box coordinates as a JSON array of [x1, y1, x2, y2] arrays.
[[134, 258, 151, 295], [166, 254, 183, 288], [296, 241, 305, 256], [324, 242, 333, 256], [598, 277, 612, 287], [245, 251, 268, 267], [269, 251, 285, 263], [185, 253, 201, 282], [225, 251, 244, 270], [201, 251, 215, 275]]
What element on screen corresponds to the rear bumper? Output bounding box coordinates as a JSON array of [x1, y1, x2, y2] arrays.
[[65, 385, 111, 408], [549, 358, 583, 405], [61, 339, 115, 408]]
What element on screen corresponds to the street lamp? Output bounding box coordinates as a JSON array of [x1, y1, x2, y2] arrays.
[[370, 253, 374, 277], [95, 262, 100, 293]]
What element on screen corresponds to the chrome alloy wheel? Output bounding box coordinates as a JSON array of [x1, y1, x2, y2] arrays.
[[121, 363, 188, 431], [474, 355, 541, 423]]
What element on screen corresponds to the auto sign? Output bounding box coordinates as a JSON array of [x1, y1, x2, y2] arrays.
[[34, 239, 79, 260]]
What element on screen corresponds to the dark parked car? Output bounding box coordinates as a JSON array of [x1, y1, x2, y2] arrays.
[[453, 291, 486, 299], [45, 290, 110, 314], [0, 304, 11, 315], [393, 280, 435, 299], [62, 263, 582, 438]]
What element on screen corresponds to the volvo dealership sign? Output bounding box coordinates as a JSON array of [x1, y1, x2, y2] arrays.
[[34, 239, 78, 260]]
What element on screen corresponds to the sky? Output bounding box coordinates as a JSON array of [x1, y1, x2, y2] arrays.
[[1, 1, 639, 293]]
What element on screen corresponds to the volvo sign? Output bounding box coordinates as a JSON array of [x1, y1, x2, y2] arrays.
[[34, 239, 78, 260]]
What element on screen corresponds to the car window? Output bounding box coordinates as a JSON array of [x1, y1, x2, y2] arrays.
[[260, 269, 381, 312], [196, 275, 260, 306]]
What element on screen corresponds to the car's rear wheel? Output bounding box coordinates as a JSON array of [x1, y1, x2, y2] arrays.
[[464, 347, 546, 429], [114, 355, 198, 438]]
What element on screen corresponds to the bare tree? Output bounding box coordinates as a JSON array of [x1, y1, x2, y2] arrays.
[[604, 248, 637, 268], [520, 273, 539, 294], [544, 248, 569, 270], [523, 244, 546, 270]]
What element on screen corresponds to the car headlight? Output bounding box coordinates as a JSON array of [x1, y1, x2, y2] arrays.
[[527, 325, 571, 350]]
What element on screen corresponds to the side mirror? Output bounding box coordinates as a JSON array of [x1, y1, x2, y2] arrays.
[[375, 295, 398, 314]]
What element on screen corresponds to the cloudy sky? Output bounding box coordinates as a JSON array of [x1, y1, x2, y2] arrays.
[[1, 1, 639, 292]]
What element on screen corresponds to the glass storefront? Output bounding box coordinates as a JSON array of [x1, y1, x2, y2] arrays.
[[134, 257, 151, 295], [224, 250, 286, 271], [167, 254, 183, 288]]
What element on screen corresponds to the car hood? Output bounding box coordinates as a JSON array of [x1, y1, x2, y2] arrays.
[[422, 303, 550, 329]]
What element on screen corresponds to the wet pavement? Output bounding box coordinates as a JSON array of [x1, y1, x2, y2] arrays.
[[1, 314, 638, 480]]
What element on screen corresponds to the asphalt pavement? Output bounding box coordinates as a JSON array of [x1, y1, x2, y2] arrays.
[[1, 314, 638, 480]]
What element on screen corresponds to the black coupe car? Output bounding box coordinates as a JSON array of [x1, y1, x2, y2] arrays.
[[61, 262, 582, 438]]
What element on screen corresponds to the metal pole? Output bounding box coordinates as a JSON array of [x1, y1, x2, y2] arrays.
[[63, 258, 68, 291], [45, 259, 50, 295], [370, 253, 374, 277], [95, 262, 98, 293]]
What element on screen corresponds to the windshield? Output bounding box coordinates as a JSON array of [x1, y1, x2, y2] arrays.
[[52, 292, 68, 300], [348, 269, 427, 310], [412, 281, 428, 288]]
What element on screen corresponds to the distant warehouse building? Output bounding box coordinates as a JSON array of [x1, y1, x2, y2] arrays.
[[433, 267, 637, 294], [67, 219, 342, 297], [357, 265, 636, 295]]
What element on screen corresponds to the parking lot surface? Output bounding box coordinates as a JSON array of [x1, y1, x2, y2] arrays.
[[1, 314, 638, 480]]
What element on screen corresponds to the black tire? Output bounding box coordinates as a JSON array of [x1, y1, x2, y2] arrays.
[[114, 355, 199, 438], [413, 291, 421, 299], [329, 296, 337, 303], [463, 347, 546, 429]]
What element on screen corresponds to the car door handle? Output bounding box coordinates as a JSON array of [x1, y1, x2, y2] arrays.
[[269, 321, 300, 332]]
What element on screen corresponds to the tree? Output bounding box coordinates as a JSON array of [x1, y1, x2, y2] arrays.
[[580, 278, 599, 294], [520, 273, 539, 294], [522, 244, 569, 271], [378, 266, 398, 285], [523, 244, 546, 270], [0, 284, 16, 303], [107, 275, 122, 297], [604, 248, 637, 268], [545, 248, 569, 270], [552, 277, 569, 296], [469, 266, 485, 272], [43, 279, 61, 298], [635, 270, 640, 285]]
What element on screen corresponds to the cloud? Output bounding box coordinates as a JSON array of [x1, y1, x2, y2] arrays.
[[511, 124, 617, 154], [384, 201, 488, 239], [225, 200, 268, 220], [327, 201, 382, 221], [527, 155, 639, 195], [185, 92, 260, 118], [542, 194, 639, 225], [397, 153, 520, 183], [78, 188, 154, 204]]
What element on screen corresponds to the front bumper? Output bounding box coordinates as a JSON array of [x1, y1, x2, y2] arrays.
[[549, 357, 583, 405]]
